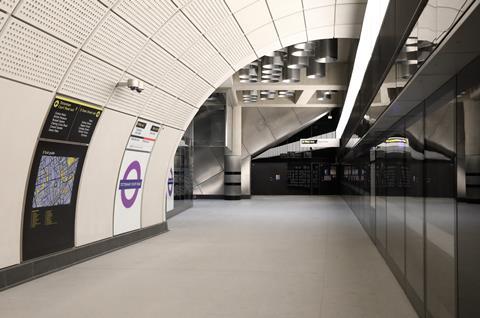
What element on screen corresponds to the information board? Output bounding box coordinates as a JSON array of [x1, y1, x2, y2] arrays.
[[23, 96, 102, 261], [23, 141, 87, 260], [166, 164, 174, 212], [126, 119, 160, 152]]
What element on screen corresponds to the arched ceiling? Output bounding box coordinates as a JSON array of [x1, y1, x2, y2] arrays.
[[0, 0, 366, 132]]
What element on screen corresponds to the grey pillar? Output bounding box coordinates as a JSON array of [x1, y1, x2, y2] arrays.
[[224, 104, 242, 200]]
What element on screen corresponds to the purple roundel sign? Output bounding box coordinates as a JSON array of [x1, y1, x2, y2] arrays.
[[119, 160, 142, 208], [167, 168, 174, 197]]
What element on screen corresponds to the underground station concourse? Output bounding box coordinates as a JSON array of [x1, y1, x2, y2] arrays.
[[0, 0, 480, 317]]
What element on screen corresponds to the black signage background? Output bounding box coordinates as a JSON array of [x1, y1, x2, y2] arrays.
[[22, 141, 87, 261], [41, 97, 102, 144]]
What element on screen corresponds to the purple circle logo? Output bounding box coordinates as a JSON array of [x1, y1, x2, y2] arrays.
[[119, 160, 142, 208], [167, 168, 174, 197]]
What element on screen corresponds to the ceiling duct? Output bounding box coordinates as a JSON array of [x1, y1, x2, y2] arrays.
[[315, 38, 338, 63], [282, 68, 300, 83], [292, 42, 314, 57], [307, 59, 326, 79]]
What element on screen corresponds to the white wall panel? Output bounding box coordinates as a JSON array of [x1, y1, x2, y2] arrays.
[[142, 89, 197, 130], [59, 52, 123, 106], [15, 0, 107, 47], [106, 74, 154, 116], [234, 0, 271, 34], [128, 41, 175, 86], [0, 78, 53, 269], [0, 11, 7, 30], [224, 0, 257, 13], [142, 126, 183, 226], [84, 12, 147, 70], [153, 12, 202, 58], [98, 0, 117, 8], [75, 109, 136, 246], [267, 0, 303, 20], [113, 0, 177, 37], [182, 0, 230, 34], [0, 18, 76, 90], [159, 59, 196, 97], [206, 14, 256, 70], [305, 5, 334, 30], [180, 36, 232, 85], [247, 22, 282, 57], [335, 3, 366, 26], [0, 0, 19, 13], [179, 75, 214, 107], [274, 12, 307, 45]]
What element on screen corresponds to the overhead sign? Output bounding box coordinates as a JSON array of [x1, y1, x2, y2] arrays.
[[23, 96, 102, 261], [300, 138, 340, 148]]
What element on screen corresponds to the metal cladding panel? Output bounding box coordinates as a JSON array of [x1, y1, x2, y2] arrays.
[[234, 0, 271, 34], [15, 0, 107, 47], [59, 52, 123, 106], [0, 0, 19, 13], [193, 147, 224, 185], [180, 36, 232, 85], [197, 169, 224, 195], [106, 74, 154, 116], [0, 11, 7, 30], [84, 12, 147, 70], [258, 107, 302, 140], [205, 14, 256, 70], [153, 12, 202, 59], [159, 59, 196, 97], [0, 18, 76, 90], [113, 0, 177, 37], [128, 41, 176, 86], [182, 0, 230, 34], [242, 108, 276, 155]]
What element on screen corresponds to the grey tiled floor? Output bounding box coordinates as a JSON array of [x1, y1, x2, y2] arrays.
[[0, 196, 417, 318]]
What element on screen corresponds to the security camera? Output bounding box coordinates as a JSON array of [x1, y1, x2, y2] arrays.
[[117, 78, 144, 93]]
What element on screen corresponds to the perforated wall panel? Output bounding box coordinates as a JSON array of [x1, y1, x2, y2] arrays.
[[171, 0, 191, 9], [153, 12, 201, 58], [84, 12, 147, 70], [0, 0, 19, 13], [0, 11, 7, 30], [206, 14, 256, 70], [182, 0, 230, 33], [128, 41, 175, 86], [143, 89, 196, 129], [159, 59, 196, 98], [180, 36, 232, 85], [106, 74, 154, 116], [98, 0, 116, 8], [0, 18, 76, 90], [113, 0, 177, 37], [179, 75, 214, 107], [59, 52, 123, 106], [15, 0, 107, 48]]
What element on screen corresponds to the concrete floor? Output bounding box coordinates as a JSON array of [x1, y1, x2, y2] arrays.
[[0, 196, 417, 318]]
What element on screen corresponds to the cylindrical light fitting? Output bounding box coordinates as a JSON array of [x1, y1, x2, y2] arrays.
[[307, 59, 326, 79], [282, 68, 300, 83], [315, 38, 338, 63]]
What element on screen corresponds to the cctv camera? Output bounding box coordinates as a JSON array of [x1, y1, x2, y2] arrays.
[[136, 82, 144, 93], [127, 78, 139, 91]]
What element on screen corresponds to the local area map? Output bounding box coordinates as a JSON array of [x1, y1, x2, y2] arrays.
[[32, 155, 79, 208]]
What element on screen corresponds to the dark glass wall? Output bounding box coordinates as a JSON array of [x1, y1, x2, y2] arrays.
[[341, 55, 480, 318]]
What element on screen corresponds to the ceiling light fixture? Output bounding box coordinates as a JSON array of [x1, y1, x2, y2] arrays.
[[307, 59, 326, 79], [315, 38, 338, 63]]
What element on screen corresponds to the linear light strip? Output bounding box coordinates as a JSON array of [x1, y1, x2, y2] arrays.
[[335, 0, 391, 139]]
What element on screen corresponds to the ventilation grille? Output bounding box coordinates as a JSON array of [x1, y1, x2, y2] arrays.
[[0, 11, 7, 30], [15, 0, 107, 48], [206, 14, 256, 69], [84, 12, 147, 70], [153, 12, 201, 58], [106, 74, 153, 116], [143, 88, 196, 130], [0, 18, 76, 90], [59, 52, 122, 106], [182, 0, 230, 34], [0, 0, 20, 13], [113, 0, 177, 37], [128, 41, 175, 86], [159, 60, 196, 98], [179, 75, 213, 107], [180, 36, 232, 85]]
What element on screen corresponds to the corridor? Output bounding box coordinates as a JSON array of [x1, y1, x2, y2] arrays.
[[0, 196, 416, 318]]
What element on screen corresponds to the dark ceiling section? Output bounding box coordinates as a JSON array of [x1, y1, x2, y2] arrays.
[[339, 0, 428, 152]]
